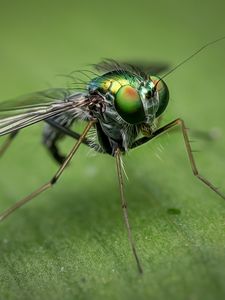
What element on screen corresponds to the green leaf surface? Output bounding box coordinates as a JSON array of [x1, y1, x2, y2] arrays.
[[0, 1, 225, 300]]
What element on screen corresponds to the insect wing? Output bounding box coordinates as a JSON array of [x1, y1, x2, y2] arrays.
[[0, 88, 89, 136]]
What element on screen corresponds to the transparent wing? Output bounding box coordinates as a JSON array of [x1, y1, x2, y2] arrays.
[[0, 88, 90, 136], [94, 59, 169, 76]]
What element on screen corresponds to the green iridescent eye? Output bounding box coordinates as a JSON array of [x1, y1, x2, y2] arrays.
[[114, 85, 145, 124], [150, 76, 169, 117]]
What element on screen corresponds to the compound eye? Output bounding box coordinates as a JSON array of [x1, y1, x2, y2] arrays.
[[150, 76, 169, 117], [114, 85, 145, 124]]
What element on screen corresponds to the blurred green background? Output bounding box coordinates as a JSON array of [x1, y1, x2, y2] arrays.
[[0, 0, 225, 299]]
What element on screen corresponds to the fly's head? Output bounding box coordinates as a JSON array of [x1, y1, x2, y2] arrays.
[[114, 75, 169, 125]]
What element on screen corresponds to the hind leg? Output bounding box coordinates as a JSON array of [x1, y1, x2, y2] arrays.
[[43, 118, 103, 164]]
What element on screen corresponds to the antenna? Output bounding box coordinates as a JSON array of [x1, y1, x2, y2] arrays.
[[158, 36, 225, 84]]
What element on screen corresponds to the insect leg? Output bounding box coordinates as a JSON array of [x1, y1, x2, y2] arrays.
[[0, 120, 96, 222], [131, 118, 225, 201], [115, 148, 143, 274], [0, 131, 19, 158], [45, 119, 103, 154]]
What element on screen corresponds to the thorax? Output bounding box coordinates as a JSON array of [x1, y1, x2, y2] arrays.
[[88, 72, 142, 154]]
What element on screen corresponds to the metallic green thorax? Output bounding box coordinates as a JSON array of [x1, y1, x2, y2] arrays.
[[88, 71, 142, 95]]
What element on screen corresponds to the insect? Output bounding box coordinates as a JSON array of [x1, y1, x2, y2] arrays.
[[0, 37, 225, 274]]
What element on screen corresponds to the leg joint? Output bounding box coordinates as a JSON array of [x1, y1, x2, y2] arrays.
[[193, 169, 199, 176], [50, 177, 57, 185]]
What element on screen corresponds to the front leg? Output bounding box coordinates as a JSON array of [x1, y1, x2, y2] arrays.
[[131, 118, 225, 201]]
